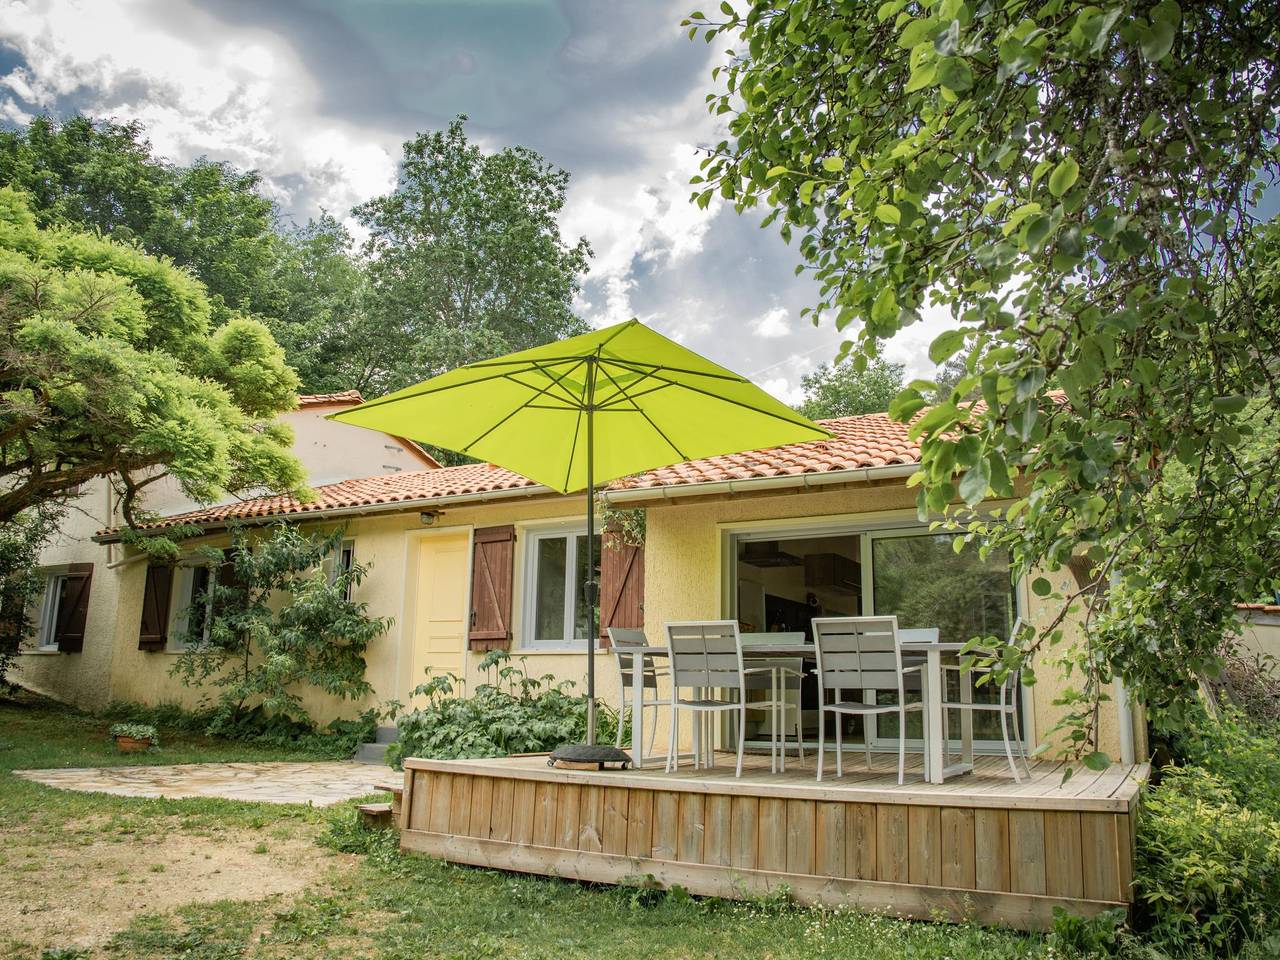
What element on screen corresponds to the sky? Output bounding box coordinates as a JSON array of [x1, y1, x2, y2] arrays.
[[0, 0, 957, 403]]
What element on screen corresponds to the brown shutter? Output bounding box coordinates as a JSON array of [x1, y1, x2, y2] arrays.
[[54, 562, 93, 653], [468, 525, 515, 651], [599, 530, 644, 644], [138, 564, 173, 651]]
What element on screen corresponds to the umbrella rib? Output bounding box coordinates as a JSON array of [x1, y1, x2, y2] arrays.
[[601, 361, 832, 436], [460, 358, 589, 453], [338, 359, 582, 413], [503, 364, 584, 408], [596, 363, 690, 461]]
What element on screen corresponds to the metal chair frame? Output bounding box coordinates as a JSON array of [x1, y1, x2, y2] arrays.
[[607, 627, 671, 759]]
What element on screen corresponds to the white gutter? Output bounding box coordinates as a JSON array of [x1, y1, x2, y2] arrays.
[[92, 482, 560, 544], [599, 462, 920, 505]]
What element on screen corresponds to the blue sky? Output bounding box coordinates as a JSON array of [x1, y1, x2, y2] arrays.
[[2, 0, 961, 403]]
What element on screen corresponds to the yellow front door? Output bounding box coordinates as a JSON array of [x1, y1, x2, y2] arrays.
[[409, 531, 470, 697]]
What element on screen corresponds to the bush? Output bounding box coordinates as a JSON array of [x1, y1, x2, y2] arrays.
[[388, 651, 617, 766], [1136, 764, 1280, 954], [107, 722, 159, 745], [102, 699, 377, 759], [1174, 709, 1280, 822]]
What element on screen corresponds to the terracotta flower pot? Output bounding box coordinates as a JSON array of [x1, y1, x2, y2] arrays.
[[114, 735, 152, 754]]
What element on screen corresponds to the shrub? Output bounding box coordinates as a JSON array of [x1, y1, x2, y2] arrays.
[[102, 699, 377, 759], [1135, 765, 1280, 954], [1174, 710, 1280, 823], [388, 651, 617, 766]]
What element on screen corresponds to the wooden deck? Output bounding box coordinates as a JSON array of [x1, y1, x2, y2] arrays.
[[398, 752, 1148, 931]]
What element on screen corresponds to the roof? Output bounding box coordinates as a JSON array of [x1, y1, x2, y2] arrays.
[[613, 412, 918, 491], [1238, 603, 1280, 616], [101, 411, 920, 537], [297, 391, 365, 408]]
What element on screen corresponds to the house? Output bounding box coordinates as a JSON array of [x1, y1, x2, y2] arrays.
[[13, 392, 439, 709], [31, 408, 1143, 765], [21, 406, 1153, 927]]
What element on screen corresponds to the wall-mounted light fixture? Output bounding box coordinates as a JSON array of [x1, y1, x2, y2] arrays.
[[419, 510, 443, 526]]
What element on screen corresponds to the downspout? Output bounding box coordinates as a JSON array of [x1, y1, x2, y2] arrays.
[[1110, 568, 1136, 764]]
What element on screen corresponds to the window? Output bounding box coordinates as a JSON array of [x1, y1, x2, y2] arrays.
[[324, 539, 356, 602], [523, 527, 600, 648], [169, 565, 214, 651], [29, 565, 93, 653], [34, 573, 70, 650]]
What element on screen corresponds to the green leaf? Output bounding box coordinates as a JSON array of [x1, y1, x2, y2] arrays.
[[928, 329, 967, 364], [1211, 395, 1248, 415], [1082, 751, 1111, 772], [1139, 18, 1176, 62], [871, 286, 897, 324], [898, 17, 937, 49], [874, 203, 901, 225], [905, 61, 938, 92], [958, 460, 990, 505], [1032, 576, 1052, 596], [936, 57, 973, 92], [822, 156, 846, 173], [765, 165, 789, 179], [1048, 157, 1079, 197]]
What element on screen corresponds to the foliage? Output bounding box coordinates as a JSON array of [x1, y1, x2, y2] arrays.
[[388, 650, 617, 765], [102, 698, 378, 760], [688, 0, 1280, 755], [1045, 907, 1126, 957], [0, 502, 61, 688], [0, 116, 317, 326], [353, 116, 593, 399], [0, 186, 303, 529], [1172, 709, 1280, 822], [797, 356, 903, 420], [107, 722, 158, 745], [169, 523, 387, 731], [597, 495, 647, 548], [1135, 764, 1280, 953]]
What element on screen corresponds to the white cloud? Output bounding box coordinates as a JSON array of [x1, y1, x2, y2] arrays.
[[760, 376, 805, 407], [0, 0, 398, 231], [751, 306, 789, 339]]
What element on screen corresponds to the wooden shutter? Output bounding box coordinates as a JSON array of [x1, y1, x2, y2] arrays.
[[599, 530, 644, 644], [468, 525, 515, 651], [138, 564, 173, 651], [54, 562, 93, 653]]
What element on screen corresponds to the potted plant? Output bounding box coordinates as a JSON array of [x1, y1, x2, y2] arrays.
[[109, 722, 158, 753]]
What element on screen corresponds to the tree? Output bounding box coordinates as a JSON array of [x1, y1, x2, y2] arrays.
[[353, 116, 593, 395], [688, 1, 1280, 756], [798, 356, 903, 419], [0, 186, 303, 526], [0, 116, 369, 392], [170, 524, 388, 728]]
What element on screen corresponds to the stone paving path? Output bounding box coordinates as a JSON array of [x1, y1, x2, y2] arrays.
[[14, 760, 392, 806]]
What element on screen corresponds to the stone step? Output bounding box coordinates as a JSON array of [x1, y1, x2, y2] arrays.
[[374, 725, 399, 744], [355, 741, 389, 764]]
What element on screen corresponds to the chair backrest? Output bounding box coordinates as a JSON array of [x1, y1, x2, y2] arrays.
[[608, 627, 659, 689], [664, 620, 744, 692], [811, 616, 906, 696], [742, 657, 806, 691]]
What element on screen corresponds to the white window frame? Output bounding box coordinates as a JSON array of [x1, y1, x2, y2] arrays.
[[324, 538, 357, 602], [33, 571, 70, 651], [521, 523, 595, 650], [168, 563, 215, 652], [721, 513, 1031, 754]]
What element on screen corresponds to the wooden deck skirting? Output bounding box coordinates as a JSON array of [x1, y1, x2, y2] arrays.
[[399, 754, 1146, 931]]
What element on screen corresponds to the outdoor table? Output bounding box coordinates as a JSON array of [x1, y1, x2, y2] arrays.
[[619, 637, 972, 782]]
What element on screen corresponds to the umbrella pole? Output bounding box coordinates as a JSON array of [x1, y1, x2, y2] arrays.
[[584, 358, 597, 746]]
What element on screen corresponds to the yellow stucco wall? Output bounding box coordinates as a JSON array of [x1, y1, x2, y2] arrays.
[[25, 473, 1138, 762]]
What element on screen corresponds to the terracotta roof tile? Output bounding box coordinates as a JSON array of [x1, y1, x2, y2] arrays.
[[296, 391, 365, 408], [113, 412, 920, 534], [613, 413, 919, 490]]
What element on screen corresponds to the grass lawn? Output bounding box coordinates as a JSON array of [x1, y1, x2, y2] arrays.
[[2, 694, 1070, 960]]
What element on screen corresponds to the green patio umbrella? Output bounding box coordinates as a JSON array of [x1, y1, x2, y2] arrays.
[[329, 318, 832, 749]]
